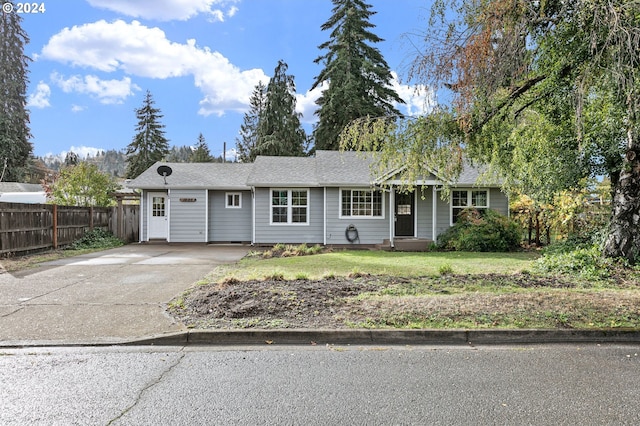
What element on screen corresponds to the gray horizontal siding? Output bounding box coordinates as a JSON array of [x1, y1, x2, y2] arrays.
[[254, 187, 324, 244], [326, 187, 389, 245], [168, 189, 207, 243], [208, 190, 252, 242], [416, 188, 434, 240], [490, 188, 509, 216]]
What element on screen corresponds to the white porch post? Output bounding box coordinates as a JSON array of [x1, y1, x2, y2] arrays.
[[432, 185, 437, 241], [389, 187, 395, 248]]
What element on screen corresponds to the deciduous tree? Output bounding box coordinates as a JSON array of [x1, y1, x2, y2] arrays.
[[44, 162, 118, 207], [344, 0, 640, 262]]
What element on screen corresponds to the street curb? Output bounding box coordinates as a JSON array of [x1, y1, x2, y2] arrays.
[[2, 329, 639, 348], [124, 328, 640, 346]]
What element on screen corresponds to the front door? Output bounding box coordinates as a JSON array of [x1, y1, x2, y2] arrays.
[[395, 191, 415, 237], [148, 193, 168, 239]]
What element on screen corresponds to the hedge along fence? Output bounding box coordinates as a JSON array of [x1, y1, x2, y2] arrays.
[[0, 202, 139, 256]]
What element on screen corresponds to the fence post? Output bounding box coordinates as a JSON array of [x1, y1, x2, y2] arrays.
[[52, 204, 58, 249], [90, 206, 94, 230]]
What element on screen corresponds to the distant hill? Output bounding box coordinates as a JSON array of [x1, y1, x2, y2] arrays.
[[40, 149, 128, 177], [37, 145, 230, 179]]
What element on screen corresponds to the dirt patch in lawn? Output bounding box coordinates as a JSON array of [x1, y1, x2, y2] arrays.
[[169, 272, 640, 329]]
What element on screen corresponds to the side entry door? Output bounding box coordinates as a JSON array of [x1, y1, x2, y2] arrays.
[[148, 193, 168, 239]]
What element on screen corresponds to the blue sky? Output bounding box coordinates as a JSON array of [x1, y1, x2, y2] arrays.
[[20, 0, 434, 159]]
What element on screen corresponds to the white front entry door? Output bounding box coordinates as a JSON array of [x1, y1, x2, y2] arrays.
[[148, 192, 168, 239]]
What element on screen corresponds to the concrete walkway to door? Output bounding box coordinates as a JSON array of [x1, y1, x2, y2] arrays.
[[0, 244, 249, 346]]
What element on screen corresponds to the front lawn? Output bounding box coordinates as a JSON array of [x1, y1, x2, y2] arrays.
[[215, 250, 539, 281], [169, 249, 640, 331]]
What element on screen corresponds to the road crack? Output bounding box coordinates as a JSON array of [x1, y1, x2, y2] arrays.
[[107, 348, 186, 425]]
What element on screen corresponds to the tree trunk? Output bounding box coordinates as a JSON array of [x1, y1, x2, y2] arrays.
[[534, 210, 541, 246], [603, 149, 640, 263]]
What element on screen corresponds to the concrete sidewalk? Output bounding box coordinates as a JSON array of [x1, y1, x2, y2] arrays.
[[0, 244, 249, 346]]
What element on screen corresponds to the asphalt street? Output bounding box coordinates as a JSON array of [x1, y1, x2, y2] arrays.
[[1, 343, 639, 425]]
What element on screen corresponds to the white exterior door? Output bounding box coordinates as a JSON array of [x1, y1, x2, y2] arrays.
[[148, 192, 168, 239]]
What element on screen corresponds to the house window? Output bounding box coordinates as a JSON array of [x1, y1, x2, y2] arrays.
[[271, 189, 308, 224], [341, 189, 383, 218], [452, 189, 489, 223], [226, 192, 241, 208], [152, 197, 165, 217]]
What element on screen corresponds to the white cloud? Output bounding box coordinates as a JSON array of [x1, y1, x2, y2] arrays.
[[293, 75, 434, 124], [51, 72, 140, 104], [67, 146, 103, 159], [71, 104, 87, 112], [41, 20, 268, 115], [43, 146, 103, 161], [296, 82, 327, 123], [391, 72, 436, 117], [86, 0, 240, 21], [27, 82, 51, 108]]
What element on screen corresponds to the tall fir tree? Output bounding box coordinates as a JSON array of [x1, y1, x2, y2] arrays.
[[255, 60, 307, 157], [236, 81, 266, 163], [0, 5, 33, 182], [125, 90, 169, 178], [312, 0, 404, 151], [190, 133, 212, 162]]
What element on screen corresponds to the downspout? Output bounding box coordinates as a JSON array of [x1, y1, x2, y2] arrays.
[[323, 187, 327, 246]]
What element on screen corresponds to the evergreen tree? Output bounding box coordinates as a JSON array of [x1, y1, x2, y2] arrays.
[[0, 5, 33, 181], [64, 151, 79, 166], [125, 90, 169, 178], [166, 145, 192, 162], [190, 133, 212, 162], [236, 81, 266, 163], [256, 60, 307, 157], [311, 0, 404, 151]]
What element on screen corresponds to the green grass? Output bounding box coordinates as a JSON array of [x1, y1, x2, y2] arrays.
[[216, 250, 538, 281]]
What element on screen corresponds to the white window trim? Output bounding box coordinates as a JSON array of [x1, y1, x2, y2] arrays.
[[339, 188, 386, 219], [270, 188, 310, 226], [225, 192, 242, 209], [450, 188, 490, 225]]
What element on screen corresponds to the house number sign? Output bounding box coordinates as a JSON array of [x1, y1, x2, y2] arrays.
[[179, 198, 197, 202]]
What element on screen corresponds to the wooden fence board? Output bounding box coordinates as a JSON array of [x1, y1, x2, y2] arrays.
[[0, 202, 139, 256]]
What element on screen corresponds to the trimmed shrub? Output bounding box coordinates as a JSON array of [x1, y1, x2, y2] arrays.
[[437, 208, 521, 252], [68, 228, 124, 250]]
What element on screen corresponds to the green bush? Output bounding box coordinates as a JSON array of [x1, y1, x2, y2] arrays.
[[68, 228, 124, 250], [437, 208, 521, 252], [533, 244, 613, 279]]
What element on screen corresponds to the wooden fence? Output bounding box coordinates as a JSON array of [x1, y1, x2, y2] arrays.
[[0, 202, 139, 256]]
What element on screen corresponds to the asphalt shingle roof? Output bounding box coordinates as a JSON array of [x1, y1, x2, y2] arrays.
[[127, 151, 499, 190], [128, 162, 253, 190], [0, 182, 44, 193]]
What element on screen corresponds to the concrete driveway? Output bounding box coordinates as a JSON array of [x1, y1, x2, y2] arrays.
[[0, 244, 249, 346]]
